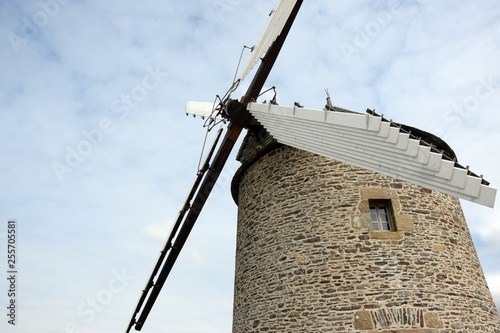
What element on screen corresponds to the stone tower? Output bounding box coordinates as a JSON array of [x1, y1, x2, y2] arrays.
[[231, 129, 500, 332]]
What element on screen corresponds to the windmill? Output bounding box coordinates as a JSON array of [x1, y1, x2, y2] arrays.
[[126, 1, 499, 332]]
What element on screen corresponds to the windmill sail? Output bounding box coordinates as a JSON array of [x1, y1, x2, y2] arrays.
[[125, 127, 223, 333], [185, 101, 224, 120], [238, 0, 299, 83], [126, 1, 304, 331], [246, 102, 497, 208], [126, 122, 243, 333]]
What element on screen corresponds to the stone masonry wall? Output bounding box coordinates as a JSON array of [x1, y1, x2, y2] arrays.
[[232, 145, 500, 332]]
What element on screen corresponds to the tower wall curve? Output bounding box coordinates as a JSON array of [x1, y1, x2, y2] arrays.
[[232, 145, 500, 332]]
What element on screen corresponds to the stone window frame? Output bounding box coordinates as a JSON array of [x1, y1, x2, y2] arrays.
[[352, 188, 414, 240]]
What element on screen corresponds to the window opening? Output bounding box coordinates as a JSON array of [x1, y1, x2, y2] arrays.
[[370, 201, 394, 231]]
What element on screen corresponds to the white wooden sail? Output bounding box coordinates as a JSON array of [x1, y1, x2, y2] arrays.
[[185, 101, 223, 120], [247, 102, 497, 208], [237, 0, 299, 83]]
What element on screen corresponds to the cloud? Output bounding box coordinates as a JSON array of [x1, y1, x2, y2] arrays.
[[486, 272, 500, 313], [142, 218, 175, 240], [1, 0, 500, 331], [466, 203, 500, 250]]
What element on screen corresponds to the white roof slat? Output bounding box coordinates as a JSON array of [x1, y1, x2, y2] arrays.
[[264, 103, 384, 132], [475, 186, 497, 208], [463, 175, 483, 198], [367, 114, 382, 132], [415, 145, 431, 165], [405, 139, 421, 157], [427, 152, 444, 172], [325, 111, 371, 130], [386, 127, 401, 143], [436, 159, 455, 180], [247, 102, 496, 208], [294, 107, 327, 123], [377, 121, 391, 139], [394, 132, 410, 150], [448, 167, 468, 189], [248, 101, 272, 113]]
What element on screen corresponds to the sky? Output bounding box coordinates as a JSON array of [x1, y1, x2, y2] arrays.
[[0, 0, 499, 332]]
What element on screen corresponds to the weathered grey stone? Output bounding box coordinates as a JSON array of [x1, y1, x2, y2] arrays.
[[353, 310, 374, 330], [424, 312, 443, 328], [232, 145, 500, 332]]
